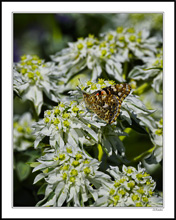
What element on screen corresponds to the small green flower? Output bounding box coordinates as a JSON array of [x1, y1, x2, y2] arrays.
[[53, 118, 60, 125], [149, 190, 153, 195], [129, 35, 136, 42], [62, 164, 70, 171], [98, 78, 105, 85], [118, 36, 125, 42], [155, 129, 163, 135], [13, 122, 18, 128], [137, 38, 141, 43], [136, 202, 143, 207], [46, 110, 51, 116], [136, 173, 143, 180], [83, 167, 91, 175], [109, 48, 115, 54], [66, 148, 72, 153], [63, 120, 70, 127], [127, 27, 135, 33], [138, 31, 142, 37], [137, 187, 145, 195], [37, 59, 42, 65], [35, 70, 41, 76], [72, 160, 80, 167], [21, 68, 27, 75], [59, 103, 65, 108], [88, 34, 94, 38], [146, 180, 151, 185], [159, 118, 163, 125], [86, 80, 93, 86], [20, 61, 26, 66], [142, 196, 149, 202], [53, 156, 59, 161], [17, 126, 23, 133], [143, 172, 150, 177], [77, 43, 84, 50], [116, 27, 123, 33], [54, 108, 60, 115], [32, 55, 39, 60], [28, 72, 34, 79], [118, 189, 126, 196], [21, 55, 27, 60], [59, 154, 66, 161], [107, 34, 114, 41], [132, 194, 140, 201], [108, 80, 115, 85], [62, 173, 67, 180], [62, 113, 70, 119], [32, 65, 38, 70], [109, 188, 115, 195], [76, 153, 83, 160], [127, 167, 133, 174], [26, 60, 32, 65], [72, 106, 79, 113], [101, 49, 107, 57], [91, 84, 97, 90], [113, 195, 120, 201], [79, 110, 85, 114], [86, 41, 93, 48], [99, 41, 107, 48], [119, 178, 126, 184], [44, 117, 50, 123], [70, 169, 78, 176], [70, 176, 76, 183], [26, 126, 32, 134], [114, 181, 121, 188], [83, 159, 90, 164], [127, 181, 135, 188], [77, 37, 84, 41]]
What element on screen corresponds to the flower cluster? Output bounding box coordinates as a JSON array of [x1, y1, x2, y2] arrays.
[[13, 113, 35, 151], [32, 99, 106, 150], [145, 118, 163, 164], [94, 163, 162, 207], [51, 27, 159, 84], [33, 147, 111, 207], [13, 55, 61, 115], [128, 48, 163, 94]]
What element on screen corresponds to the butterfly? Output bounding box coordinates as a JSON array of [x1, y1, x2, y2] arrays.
[[80, 83, 131, 124]]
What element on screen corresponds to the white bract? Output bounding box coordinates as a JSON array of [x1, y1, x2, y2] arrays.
[[128, 48, 163, 94], [32, 100, 106, 150], [13, 112, 35, 151], [13, 55, 61, 115]]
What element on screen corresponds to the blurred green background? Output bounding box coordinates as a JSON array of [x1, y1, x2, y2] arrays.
[[13, 13, 163, 206], [13, 13, 163, 62]]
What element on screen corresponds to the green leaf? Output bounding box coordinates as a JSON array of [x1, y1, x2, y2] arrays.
[[37, 183, 47, 195], [16, 161, 31, 181], [27, 161, 41, 168], [97, 144, 103, 161]]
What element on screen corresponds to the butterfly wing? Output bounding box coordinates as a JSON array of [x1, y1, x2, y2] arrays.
[[82, 83, 131, 124], [85, 93, 121, 124], [109, 83, 131, 102]]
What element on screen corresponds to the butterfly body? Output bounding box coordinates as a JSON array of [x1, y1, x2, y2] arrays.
[[82, 83, 131, 124]]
